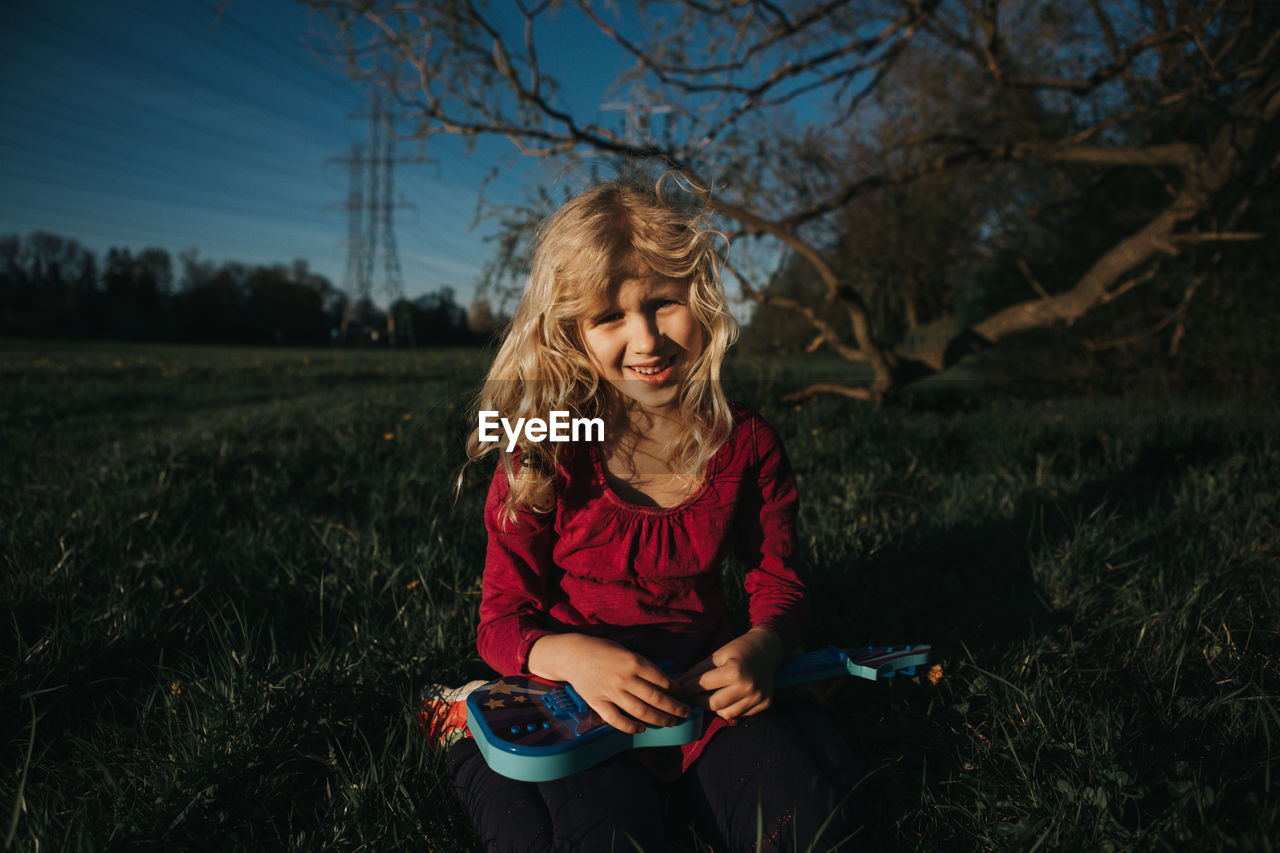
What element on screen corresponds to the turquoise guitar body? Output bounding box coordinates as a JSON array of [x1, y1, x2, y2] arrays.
[[466, 643, 931, 782]]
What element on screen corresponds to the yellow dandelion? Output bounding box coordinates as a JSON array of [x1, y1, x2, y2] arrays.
[[383, 432, 395, 441], [926, 664, 943, 685]]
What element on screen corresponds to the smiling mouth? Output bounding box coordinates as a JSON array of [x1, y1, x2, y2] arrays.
[[626, 357, 676, 383]]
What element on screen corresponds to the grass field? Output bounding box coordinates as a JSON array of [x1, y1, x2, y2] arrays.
[[2, 340, 1277, 852]]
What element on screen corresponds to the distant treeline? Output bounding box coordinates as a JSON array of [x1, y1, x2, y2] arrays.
[[0, 231, 487, 346]]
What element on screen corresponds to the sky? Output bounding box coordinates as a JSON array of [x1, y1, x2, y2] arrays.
[[0, 0, 573, 307]]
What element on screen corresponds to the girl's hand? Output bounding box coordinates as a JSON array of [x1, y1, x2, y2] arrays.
[[674, 626, 784, 720], [527, 634, 691, 734]]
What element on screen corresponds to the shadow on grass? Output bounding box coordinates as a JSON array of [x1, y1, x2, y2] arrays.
[[804, 429, 1237, 850]]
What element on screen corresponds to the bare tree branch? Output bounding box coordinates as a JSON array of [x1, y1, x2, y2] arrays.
[[1083, 273, 1204, 353], [783, 382, 876, 403], [306, 0, 1279, 404], [1169, 231, 1268, 243], [946, 61, 1280, 358]]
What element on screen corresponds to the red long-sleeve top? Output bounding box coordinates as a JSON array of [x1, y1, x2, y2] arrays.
[[476, 404, 808, 774]]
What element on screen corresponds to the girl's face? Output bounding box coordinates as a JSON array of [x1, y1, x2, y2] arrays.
[[580, 271, 704, 417]]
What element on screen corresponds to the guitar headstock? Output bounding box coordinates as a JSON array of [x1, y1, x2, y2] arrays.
[[843, 644, 933, 679]]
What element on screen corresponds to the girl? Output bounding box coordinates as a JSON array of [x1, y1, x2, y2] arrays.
[[424, 178, 860, 852]]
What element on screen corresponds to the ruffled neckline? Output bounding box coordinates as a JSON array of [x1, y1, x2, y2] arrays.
[[587, 433, 736, 516]]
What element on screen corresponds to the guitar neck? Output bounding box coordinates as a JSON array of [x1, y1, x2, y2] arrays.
[[774, 644, 931, 689]]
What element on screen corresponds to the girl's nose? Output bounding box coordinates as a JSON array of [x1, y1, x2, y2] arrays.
[[629, 311, 662, 353]]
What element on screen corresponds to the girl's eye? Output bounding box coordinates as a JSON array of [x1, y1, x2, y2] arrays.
[[593, 311, 623, 325]]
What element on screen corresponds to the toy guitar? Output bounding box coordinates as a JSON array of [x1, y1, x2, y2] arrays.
[[466, 643, 931, 782]]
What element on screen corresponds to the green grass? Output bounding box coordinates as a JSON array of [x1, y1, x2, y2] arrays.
[[2, 340, 1277, 851]]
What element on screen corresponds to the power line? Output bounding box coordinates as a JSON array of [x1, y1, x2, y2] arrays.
[[183, 0, 362, 96], [0, 195, 337, 261], [0, 167, 339, 234], [0, 94, 332, 185], [3, 47, 332, 162], [3, 3, 355, 139], [4, 0, 530, 198], [0, 128, 338, 218]]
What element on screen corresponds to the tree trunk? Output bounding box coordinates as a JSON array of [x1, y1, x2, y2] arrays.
[[789, 61, 1280, 400]]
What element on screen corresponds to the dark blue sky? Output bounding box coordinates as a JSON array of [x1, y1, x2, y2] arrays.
[[0, 0, 567, 305]]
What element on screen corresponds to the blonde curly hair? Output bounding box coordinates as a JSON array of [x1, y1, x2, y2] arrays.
[[463, 176, 738, 522]]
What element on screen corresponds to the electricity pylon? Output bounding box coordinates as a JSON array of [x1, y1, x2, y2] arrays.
[[330, 95, 416, 346]]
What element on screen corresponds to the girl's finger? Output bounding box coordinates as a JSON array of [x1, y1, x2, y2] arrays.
[[674, 657, 714, 690], [708, 692, 742, 720], [714, 694, 763, 721], [632, 659, 677, 692], [633, 681, 691, 720], [680, 661, 737, 694], [595, 701, 646, 735], [705, 680, 772, 718], [617, 691, 685, 729]]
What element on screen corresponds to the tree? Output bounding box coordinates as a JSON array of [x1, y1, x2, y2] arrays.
[[396, 286, 471, 345], [307, 0, 1278, 400], [173, 256, 251, 343], [246, 262, 335, 345], [101, 247, 174, 340], [0, 232, 99, 337], [172, 255, 342, 344]]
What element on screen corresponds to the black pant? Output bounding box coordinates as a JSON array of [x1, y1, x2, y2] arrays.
[[447, 700, 863, 852]]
